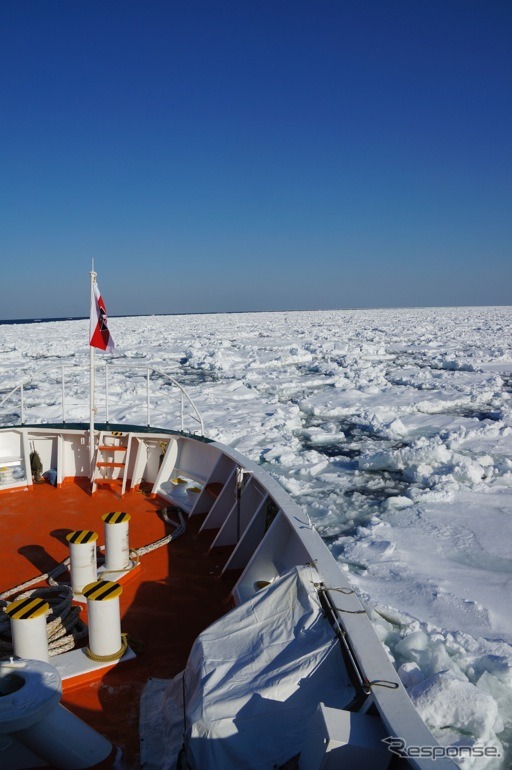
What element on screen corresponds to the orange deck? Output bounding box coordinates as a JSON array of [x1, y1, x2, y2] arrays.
[[0, 479, 238, 769]]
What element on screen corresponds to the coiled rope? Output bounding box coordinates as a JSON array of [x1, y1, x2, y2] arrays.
[[0, 506, 186, 657]]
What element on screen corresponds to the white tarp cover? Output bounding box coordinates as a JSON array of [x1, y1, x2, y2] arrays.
[[140, 564, 354, 769]]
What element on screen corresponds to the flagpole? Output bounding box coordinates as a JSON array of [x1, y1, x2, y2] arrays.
[[89, 262, 96, 474], [88, 264, 114, 483]]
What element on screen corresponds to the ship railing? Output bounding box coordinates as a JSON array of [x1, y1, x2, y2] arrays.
[[0, 362, 205, 436]]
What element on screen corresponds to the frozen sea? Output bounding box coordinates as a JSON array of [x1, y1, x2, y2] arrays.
[[2, 306, 512, 767]]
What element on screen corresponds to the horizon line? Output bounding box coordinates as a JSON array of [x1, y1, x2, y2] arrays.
[[1, 303, 512, 325]]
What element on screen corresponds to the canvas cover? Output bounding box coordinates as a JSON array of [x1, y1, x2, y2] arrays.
[[140, 564, 354, 769]]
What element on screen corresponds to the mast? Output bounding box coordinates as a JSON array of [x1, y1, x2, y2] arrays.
[[89, 262, 96, 472], [88, 263, 115, 479]]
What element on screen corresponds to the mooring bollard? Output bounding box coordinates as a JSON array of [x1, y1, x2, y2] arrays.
[[82, 579, 124, 660], [66, 530, 98, 595], [102, 511, 131, 571], [5, 596, 50, 662]]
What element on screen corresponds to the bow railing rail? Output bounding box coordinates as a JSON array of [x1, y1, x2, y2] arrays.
[[0, 362, 205, 436]]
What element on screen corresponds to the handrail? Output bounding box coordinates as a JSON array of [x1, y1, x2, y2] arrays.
[[0, 362, 205, 436]]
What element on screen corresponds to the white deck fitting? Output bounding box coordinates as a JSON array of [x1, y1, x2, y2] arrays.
[[71, 560, 141, 602], [52, 645, 136, 683], [97, 559, 140, 583]]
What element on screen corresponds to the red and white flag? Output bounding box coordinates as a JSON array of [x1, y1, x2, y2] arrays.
[[89, 281, 115, 352]]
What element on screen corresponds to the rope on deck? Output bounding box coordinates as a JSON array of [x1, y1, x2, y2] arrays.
[[0, 506, 186, 657], [135, 507, 186, 556]]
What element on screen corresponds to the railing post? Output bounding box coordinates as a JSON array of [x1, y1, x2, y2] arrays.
[[0, 363, 205, 437], [105, 364, 109, 424], [61, 366, 66, 423], [146, 369, 150, 427]]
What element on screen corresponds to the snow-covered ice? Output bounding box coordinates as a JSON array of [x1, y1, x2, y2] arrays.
[[2, 305, 512, 767]]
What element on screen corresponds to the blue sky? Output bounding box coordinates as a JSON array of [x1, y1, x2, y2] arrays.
[[1, 1, 511, 319]]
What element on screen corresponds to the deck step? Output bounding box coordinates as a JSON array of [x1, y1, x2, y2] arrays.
[[95, 478, 123, 488], [92, 432, 130, 496]]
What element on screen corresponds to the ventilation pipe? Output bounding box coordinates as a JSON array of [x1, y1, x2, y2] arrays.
[[0, 658, 114, 769]]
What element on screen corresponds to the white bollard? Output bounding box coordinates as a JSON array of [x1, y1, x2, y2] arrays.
[[102, 511, 131, 570], [83, 580, 124, 659], [5, 597, 50, 663], [66, 530, 98, 595]]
